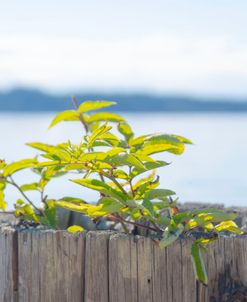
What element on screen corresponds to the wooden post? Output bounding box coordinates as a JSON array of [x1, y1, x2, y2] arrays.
[[0, 226, 17, 302]]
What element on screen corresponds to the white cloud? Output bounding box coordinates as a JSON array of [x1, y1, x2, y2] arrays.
[[1, 33, 247, 96]]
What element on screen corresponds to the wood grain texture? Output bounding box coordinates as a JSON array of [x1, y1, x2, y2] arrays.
[[136, 236, 153, 302], [84, 231, 111, 302], [108, 233, 138, 302], [0, 226, 246, 302], [152, 239, 168, 302], [166, 240, 183, 302], [18, 230, 85, 302], [0, 226, 16, 302], [181, 240, 197, 302]]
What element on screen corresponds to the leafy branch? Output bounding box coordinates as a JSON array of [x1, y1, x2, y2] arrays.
[[0, 98, 245, 284]]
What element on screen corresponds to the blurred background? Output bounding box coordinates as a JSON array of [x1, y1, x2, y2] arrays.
[[1, 1, 247, 208]]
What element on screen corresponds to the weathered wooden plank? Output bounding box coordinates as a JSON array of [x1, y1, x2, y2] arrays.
[[84, 231, 111, 302], [0, 226, 16, 302], [108, 233, 138, 302], [151, 240, 168, 302], [18, 230, 85, 302], [136, 236, 153, 302], [206, 238, 229, 301], [166, 240, 184, 302], [181, 240, 197, 302]]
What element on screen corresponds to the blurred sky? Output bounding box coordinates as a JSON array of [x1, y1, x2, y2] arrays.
[[1, 1, 247, 97]]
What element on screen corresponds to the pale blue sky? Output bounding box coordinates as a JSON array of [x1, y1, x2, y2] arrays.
[[1, 1, 247, 96]]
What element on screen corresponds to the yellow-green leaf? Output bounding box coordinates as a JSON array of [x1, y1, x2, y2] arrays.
[[88, 124, 112, 147], [20, 182, 39, 192], [3, 158, 38, 177], [0, 183, 7, 210], [78, 100, 116, 113], [160, 224, 184, 248], [27, 142, 56, 153], [173, 135, 193, 144], [71, 178, 128, 203], [49, 110, 79, 128], [0, 160, 6, 170], [67, 225, 84, 233], [138, 144, 183, 156], [14, 203, 40, 223], [118, 123, 134, 142], [56, 201, 89, 213], [215, 220, 244, 235], [86, 112, 125, 123], [144, 189, 175, 200]]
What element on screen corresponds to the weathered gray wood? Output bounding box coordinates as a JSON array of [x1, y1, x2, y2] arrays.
[[0, 226, 246, 302], [181, 240, 197, 302], [18, 230, 85, 302], [166, 240, 183, 302], [0, 226, 16, 302], [108, 233, 138, 302], [136, 236, 153, 302], [152, 240, 168, 302], [84, 231, 111, 302]]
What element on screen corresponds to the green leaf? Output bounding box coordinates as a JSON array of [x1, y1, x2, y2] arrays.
[[59, 197, 86, 204], [196, 212, 238, 223], [41, 200, 58, 229], [191, 243, 208, 285], [14, 203, 40, 223], [78, 100, 116, 113], [20, 182, 39, 192], [215, 220, 244, 235], [55, 201, 89, 213], [86, 112, 125, 123], [97, 133, 121, 147], [0, 183, 7, 210], [89, 124, 112, 147], [130, 160, 169, 178], [0, 160, 6, 170], [3, 158, 38, 177], [142, 199, 155, 217], [133, 170, 156, 190], [112, 169, 129, 180], [98, 197, 124, 214], [160, 223, 184, 248], [27, 142, 56, 153], [156, 215, 171, 226], [118, 123, 134, 142], [49, 110, 79, 128], [138, 143, 183, 156], [71, 178, 128, 203], [173, 135, 193, 144], [129, 135, 150, 147], [107, 154, 146, 170], [144, 189, 175, 200], [67, 225, 84, 233]]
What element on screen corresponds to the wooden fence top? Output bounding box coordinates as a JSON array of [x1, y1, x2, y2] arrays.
[[0, 226, 246, 302]]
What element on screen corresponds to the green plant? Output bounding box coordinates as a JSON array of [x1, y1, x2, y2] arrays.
[[0, 99, 244, 284]]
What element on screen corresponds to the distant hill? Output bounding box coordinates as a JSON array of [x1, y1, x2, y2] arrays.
[[1, 88, 247, 112]]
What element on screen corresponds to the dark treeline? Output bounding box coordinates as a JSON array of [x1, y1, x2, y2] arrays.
[[1, 88, 247, 112]]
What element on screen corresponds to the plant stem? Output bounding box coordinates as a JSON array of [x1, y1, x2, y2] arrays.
[[119, 220, 129, 233], [150, 221, 162, 232], [7, 176, 42, 215], [100, 172, 129, 196], [71, 96, 89, 133], [71, 96, 105, 183], [112, 214, 158, 233]]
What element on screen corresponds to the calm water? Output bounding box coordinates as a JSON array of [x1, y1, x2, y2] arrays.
[[1, 113, 247, 208]]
